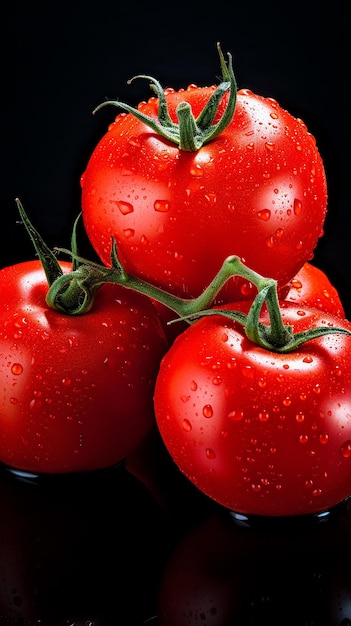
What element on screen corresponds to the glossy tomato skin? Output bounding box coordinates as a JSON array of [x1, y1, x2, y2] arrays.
[[0, 260, 168, 474], [81, 86, 327, 302], [154, 302, 351, 517], [283, 262, 345, 317]]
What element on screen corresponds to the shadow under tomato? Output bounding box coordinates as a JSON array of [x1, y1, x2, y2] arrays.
[[0, 462, 170, 626], [156, 499, 351, 626]]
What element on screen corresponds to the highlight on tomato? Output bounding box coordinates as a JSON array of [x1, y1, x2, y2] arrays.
[[81, 44, 327, 304]]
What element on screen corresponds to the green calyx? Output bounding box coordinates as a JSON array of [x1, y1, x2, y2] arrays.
[[93, 43, 237, 151]]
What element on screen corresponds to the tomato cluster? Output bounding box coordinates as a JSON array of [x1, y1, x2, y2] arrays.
[[2, 46, 351, 518]]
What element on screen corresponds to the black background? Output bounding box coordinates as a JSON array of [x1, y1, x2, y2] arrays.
[[1, 1, 350, 316], [1, 3, 351, 626]]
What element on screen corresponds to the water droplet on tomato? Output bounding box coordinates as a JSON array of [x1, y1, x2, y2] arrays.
[[11, 363, 23, 375], [123, 228, 135, 238], [340, 441, 351, 458], [257, 209, 271, 221], [203, 404, 213, 418], [299, 434, 309, 444], [182, 419, 192, 431], [294, 198, 302, 215], [116, 200, 134, 215], [228, 409, 244, 421], [319, 433, 329, 444], [296, 412, 305, 423], [190, 380, 198, 391], [265, 142, 274, 151], [154, 199, 170, 212], [265, 236, 275, 248], [190, 163, 203, 177], [212, 376, 222, 386], [206, 448, 216, 460]]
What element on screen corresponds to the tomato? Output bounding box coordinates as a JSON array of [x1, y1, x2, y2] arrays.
[[154, 301, 351, 517], [283, 262, 345, 317], [0, 260, 167, 474], [81, 57, 327, 304]]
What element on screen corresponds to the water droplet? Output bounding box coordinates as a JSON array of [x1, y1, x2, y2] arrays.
[[303, 355, 313, 363], [182, 419, 192, 431], [265, 142, 274, 151], [117, 200, 133, 215], [240, 281, 254, 297], [62, 378, 71, 386], [258, 411, 269, 422], [296, 412, 305, 423], [265, 236, 274, 248], [270, 112, 278, 119], [190, 380, 198, 391], [190, 164, 203, 177], [212, 376, 222, 386], [203, 404, 213, 418], [340, 440, 351, 458], [299, 434, 309, 444], [228, 409, 244, 421], [206, 448, 216, 460], [294, 198, 302, 215], [283, 397, 291, 407], [123, 228, 135, 238], [154, 199, 170, 212], [319, 433, 329, 444], [11, 363, 23, 375], [10, 397, 18, 405], [257, 209, 271, 221]]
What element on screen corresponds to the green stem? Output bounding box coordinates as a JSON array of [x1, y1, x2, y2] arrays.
[[92, 43, 237, 151]]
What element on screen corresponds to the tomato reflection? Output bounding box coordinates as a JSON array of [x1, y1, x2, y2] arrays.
[[0, 464, 168, 625], [156, 501, 351, 625]]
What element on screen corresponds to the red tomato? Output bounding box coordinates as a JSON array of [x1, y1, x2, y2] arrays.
[[283, 262, 345, 317], [81, 79, 327, 302], [0, 260, 167, 474], [154, 302, 351, 517]]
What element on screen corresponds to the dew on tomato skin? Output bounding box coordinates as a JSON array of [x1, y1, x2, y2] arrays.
[[340, 441, 351, 458], [154, 199, 170, 212], [123, 228, 135, 238], [257, 208, 271, 221], [212, 376, 222, 386], [228, 409, 244, 421], [296, 412, 305, 423], [182, 419, 192, 432], [299, 434, 309, 444], [11, 363, 23, 375], [190, 380, 198, 391], [203, 404, 213, 418]]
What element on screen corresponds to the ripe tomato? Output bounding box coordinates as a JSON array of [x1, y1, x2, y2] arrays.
[[283, 262, 345, 317], [0, 260, 167, 474], [154, 302, 351, 517], [81, 72, 327, 302]]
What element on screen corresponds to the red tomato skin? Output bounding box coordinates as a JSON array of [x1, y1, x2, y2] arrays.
[[283, 262, 345, 318], [0, 261, 167, 474], [81, 86, 327, 302], [154, 302, 351, 517]]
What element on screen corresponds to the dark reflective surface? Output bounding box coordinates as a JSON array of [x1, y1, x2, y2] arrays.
[[1, 427, 351, 626]]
